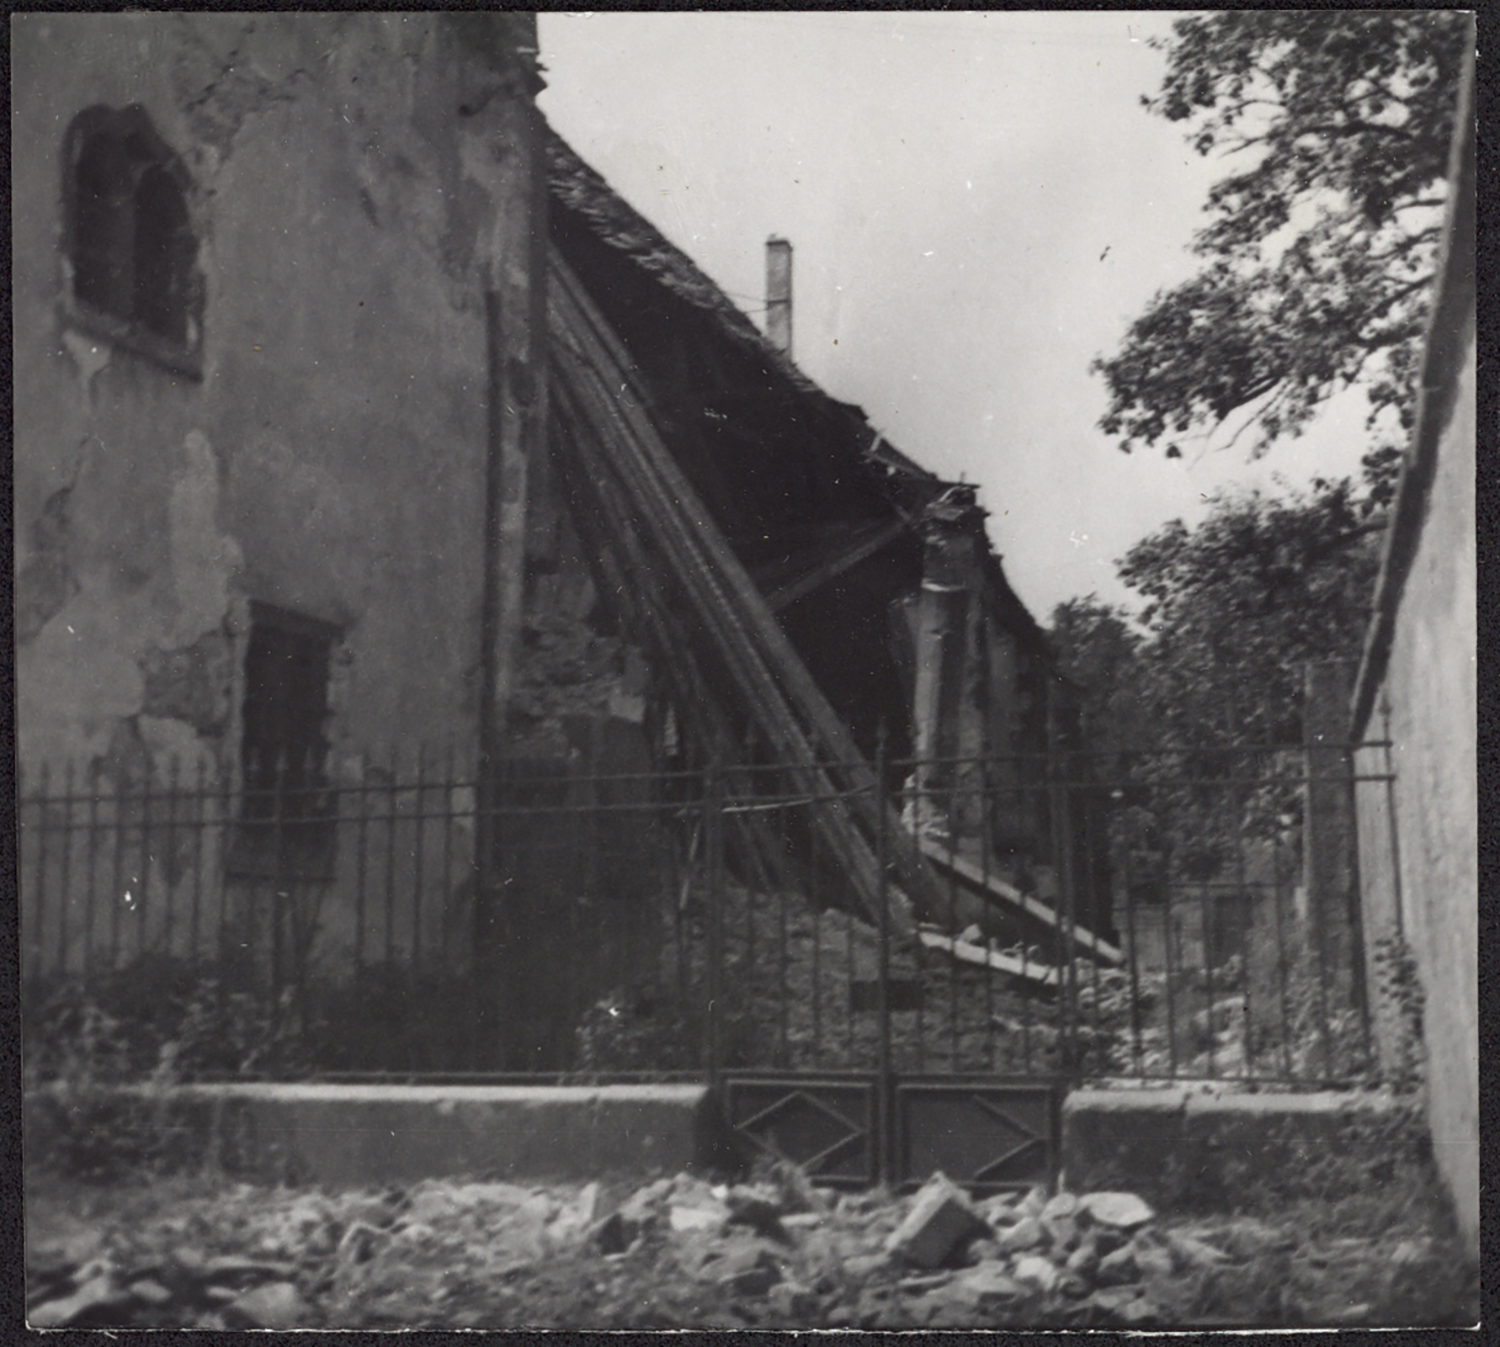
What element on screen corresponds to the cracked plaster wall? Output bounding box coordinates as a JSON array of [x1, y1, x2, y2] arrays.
[[15, 15, 538, 789]]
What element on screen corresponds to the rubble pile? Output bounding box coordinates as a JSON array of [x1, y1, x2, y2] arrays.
[[25, 1168, 1463, 1328]]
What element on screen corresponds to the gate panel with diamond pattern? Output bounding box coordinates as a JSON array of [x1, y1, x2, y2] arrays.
[[720, 1072, 1060, 1192], [894, 1078, 1060, 1193], [720, 1075, 878, 1187]]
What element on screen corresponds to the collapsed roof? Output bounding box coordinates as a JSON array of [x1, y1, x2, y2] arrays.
[[544, 126, 1053, 741], [541, 121, 1115, 965]]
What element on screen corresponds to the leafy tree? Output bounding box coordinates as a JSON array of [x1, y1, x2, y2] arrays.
[[1050, 481, 1383, 884], [1047, 595, 1146, 752], [1055, 478, 1382, 752], [1093, 11, 1469, 503]]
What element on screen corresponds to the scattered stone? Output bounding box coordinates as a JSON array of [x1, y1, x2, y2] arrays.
[[126, 1279, 173, 1307], [965, 1237, 1004, 1264], [766, 1280, 819, 1319], [1130, 1235, 1175, 1282], [1116, 1295, 1159, 1326], [844, 1252, 891, 1280], [1012, 1254, 1062, 1294], [726, 1186, 790, 1242], [753, 1160, 828, 1215], [1042, 1211, 1081, 1254], [711, 1243, 782, 1296], [1166, 1229, 1230, 1270], [618, 1177, 674, 1226], [547, 1181, 601, 1248], [883, 1173, 988, 1269], [669, 1203, 729, 1234], [1095, 1243, 1139, 1287], [997, 1215, 1046, 1253], [204, 1254, 301, 1284], [588, 1210, 634, 1255], [1219, 1216, 1284, 1259], [951, 1262, 1026, 1308], [28, 1274, 133, 1328], [1065, 1236, 1100, 1279], [169, 1247, 208, 1279], [1041, 1192, 1080, 1221], [336, 1220, 388, 1268], [897, 1270, 956, 1294], [1018, 1185, 1048, 1219], [1088, 1284, 1144, 1316], [1090, 1222, 1131, 1257], [223, 1281, 313, 1329], [1060, 1272, 1091, 1299], [1079, 1191, 1154, 1230], [977, 1193, 1020, 1227], [783, 1212, 825, 1231]]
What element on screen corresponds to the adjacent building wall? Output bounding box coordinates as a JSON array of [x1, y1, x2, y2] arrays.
[[14, 13, 545, 978], [1350, 48, 1476, 1258]]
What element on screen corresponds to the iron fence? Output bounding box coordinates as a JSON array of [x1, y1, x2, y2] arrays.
[[19, 740, 1397, 1089]]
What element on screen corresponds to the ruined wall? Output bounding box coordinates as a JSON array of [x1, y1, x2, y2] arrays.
[[14, 14, 543, 976]]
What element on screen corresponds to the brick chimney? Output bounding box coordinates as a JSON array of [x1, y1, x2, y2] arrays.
[[765, 236, 792, 357]]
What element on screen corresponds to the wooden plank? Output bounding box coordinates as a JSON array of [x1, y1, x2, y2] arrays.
[[549, 250, 948, 933], [550, 371, 814, 906], [917, 928, 1061, 987], [917, 839, 1123, 965], [763, 517, 910, 612], [549, 267, 912, 934]]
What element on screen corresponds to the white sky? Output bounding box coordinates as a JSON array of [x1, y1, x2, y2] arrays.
[[536, 11, 1373, 622]]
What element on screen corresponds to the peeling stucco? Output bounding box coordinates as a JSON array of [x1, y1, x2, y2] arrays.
[[18, 582, 153, 769], [138, 713, 220, 786], [16, 485, 80, 645], [168, 431, 242, 647], [140, 628, 234, 737], [62, 329, 112, 399]]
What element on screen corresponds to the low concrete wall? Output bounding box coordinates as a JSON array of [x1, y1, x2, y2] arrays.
[[1061, 1088, 1429, 1214], [30, 1083, 719, 1189]]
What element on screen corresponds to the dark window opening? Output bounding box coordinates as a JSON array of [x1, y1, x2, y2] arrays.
[[230, 603, 340, 879], [64, 106, 201, 364]]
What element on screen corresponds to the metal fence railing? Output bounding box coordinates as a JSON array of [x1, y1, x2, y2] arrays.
[[19, 741, 1396, 1088]]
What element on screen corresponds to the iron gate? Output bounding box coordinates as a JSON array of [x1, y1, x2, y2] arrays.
[[21, 729, 1397, 1190], [720, 1073, 1061, 1193]]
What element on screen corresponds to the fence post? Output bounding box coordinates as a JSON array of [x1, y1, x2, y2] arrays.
[[704, 754, 725, 1085], [1303, 661, 1363, 1051], [1045, 679, 1081, 1075], [875, 724, 894, 1188], [473, 752, 499, 1072]]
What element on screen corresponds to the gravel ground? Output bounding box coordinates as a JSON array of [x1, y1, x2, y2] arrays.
[[25, 1160, 1477, 1330]]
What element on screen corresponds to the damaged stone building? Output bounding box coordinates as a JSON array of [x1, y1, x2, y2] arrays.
[[15, 13, 1107, 1067]]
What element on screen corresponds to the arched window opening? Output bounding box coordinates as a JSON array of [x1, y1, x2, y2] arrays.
[[64, 106, 201, 363], [132, 164, 193, 344]]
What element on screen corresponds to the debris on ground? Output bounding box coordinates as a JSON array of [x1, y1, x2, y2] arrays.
[[24, 1168, 1477, 1329]]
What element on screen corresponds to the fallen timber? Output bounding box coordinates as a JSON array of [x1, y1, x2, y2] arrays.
[[549, 250, 928, 937], [547, 249, 1117, 963], [918, 840, 1124, 966]]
